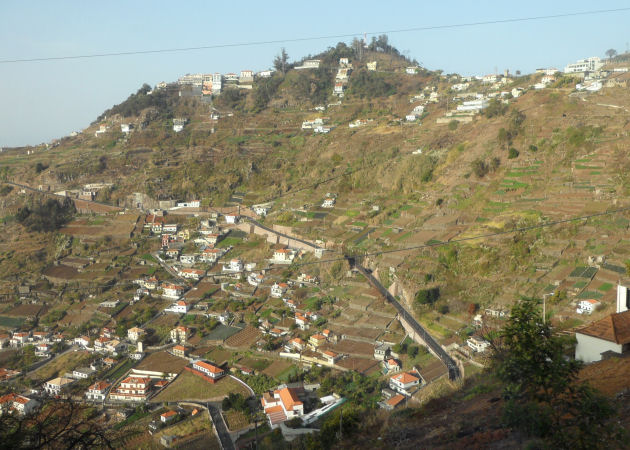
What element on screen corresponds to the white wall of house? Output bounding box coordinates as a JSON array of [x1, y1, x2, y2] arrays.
[[575, 333, 622, 363]]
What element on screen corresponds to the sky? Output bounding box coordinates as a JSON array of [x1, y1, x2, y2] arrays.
[[1, 1, 629, 147]]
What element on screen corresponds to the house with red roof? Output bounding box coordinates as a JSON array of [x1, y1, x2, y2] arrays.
[[261, 386, 305, 428], [577, 299, 601, 315], [270, 282, 289, 298], [85, 381, 111, 401], [109, 376, 152, 402], [161, 410, 178, 423], [575, 308, 630, 363], [192, 360, 225, 382], [389, 369, 422, 396], [0, 393, 39, 415]]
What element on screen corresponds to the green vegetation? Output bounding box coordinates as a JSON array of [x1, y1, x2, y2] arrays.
[[415, 287, 440, 306], [493, 299, 621, 448], [16, 197, 76, 232], [348, 69, 396, 99]]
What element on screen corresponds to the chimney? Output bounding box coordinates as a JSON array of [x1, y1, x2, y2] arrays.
[[616, 284, 629, 313]]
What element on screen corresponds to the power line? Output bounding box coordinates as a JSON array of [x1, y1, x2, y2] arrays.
[[1, 7, 629, 64]]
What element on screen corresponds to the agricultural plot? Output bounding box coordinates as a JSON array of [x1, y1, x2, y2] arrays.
[[204, 324, 244, 343], [336, 357, 380, 375], [224, 326, 261, 348], [3, 304, 48, 317], [569, 266, 598, 278], [28, 350, 91, 381], [135, 351, 188, 375], [0, 316, 25, 329], [327, 339, 375, 357], [261, 360, 294, 378], [223, 409, 251, 431], [151, 370, 250, 402]]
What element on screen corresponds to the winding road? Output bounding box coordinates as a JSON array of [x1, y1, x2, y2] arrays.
[[349, 258, 461, 381]]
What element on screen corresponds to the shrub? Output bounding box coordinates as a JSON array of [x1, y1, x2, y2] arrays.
[[508, 148, 520, 159], [448, 120, 458, 130], [471, 159, 489, 178], [415, 287, 440, 305]]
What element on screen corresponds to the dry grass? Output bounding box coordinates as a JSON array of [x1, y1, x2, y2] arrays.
[[28, 350, 91, 381], [223, 409, 251, 431], [151, 370, 249, 402]]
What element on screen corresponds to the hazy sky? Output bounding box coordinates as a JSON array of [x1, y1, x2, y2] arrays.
[[1, 1, 629, 147]]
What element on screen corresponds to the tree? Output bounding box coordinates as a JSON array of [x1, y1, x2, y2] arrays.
[[492, 298, 620, 448], [0, 398, 129, 448], [605, 48, 618, 60], [273, 48, 289, 74]]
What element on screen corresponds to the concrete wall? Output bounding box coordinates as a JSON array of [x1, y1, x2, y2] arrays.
[[575, 333, 622, 363], [235, 222, 320, 252]]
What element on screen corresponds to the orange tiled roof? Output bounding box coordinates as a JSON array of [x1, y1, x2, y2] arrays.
[[276, 387, 302, 411], [392, 371, 420, 384], [194, 361, 223, 374], [386, 394, 405, 407], [577, 310, 630, 344]]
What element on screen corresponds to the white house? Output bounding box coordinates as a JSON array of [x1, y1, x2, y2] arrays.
[[73, 367, 96, 379], [321, 197, 336, 208], [405, 114, 418, 122], [258, 69, 274, 78], [162, 283, 185, 299], [179, 268, 205, 280], [179, 254, 196, 265], [261, 386, 304, 428], [467, 335, 490, 353], [109, 376, 151, 402], [127, 327, 146, 343], [367, 61, 377, 71], [270, 282, 289, 298], [85, 381, 111, 401], [74, 336, 90, 348], [272, 248, 295, 264], [253, 205, 271, 216], [192, 360, 225, 381], [296, 59, 320, 70], [457, 99, 489, 112], [163, 224, 178, 233], [389, 370, 421, 396], [575, 309, 630, 363], [247, 272, 264, 286], [121, 124, 133, 134], [225, 214, 239, 224], [564, 57, 603, 74], [166, 300, 189, 314], [161, 410, 178, 423], [406, 67, 419, 75], [577, 299, 601, 315], [44, 377, 75, 396], [223, 258, 243, 273], [0, 393, 39, 415]]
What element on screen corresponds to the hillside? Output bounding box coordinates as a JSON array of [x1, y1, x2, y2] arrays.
[[1, 41, 630, 448]]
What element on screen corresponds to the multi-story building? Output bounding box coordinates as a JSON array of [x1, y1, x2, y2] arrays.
[[109, 376, 152, 402], [85, 381, 111, 402]]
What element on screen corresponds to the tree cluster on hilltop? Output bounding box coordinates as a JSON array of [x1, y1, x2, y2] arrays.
[[95, 83, 174, 122], [16, 197, 76, 233]]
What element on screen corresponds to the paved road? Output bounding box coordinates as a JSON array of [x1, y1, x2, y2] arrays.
[[207, 402, 235, 450], [350, 258, 461, 381], [5, 180, 126, 211]]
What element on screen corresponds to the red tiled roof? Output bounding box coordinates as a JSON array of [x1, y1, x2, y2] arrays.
[[276, 387, 302, 411], [386, 394, 405, 407], [161, 410, 177, 418], [194, 361, 223, 374], [577, 310, 630, 344], [392, 371, 420, 384]]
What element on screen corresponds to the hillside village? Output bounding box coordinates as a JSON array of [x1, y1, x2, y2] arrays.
[[2, 39, 630, 448]]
